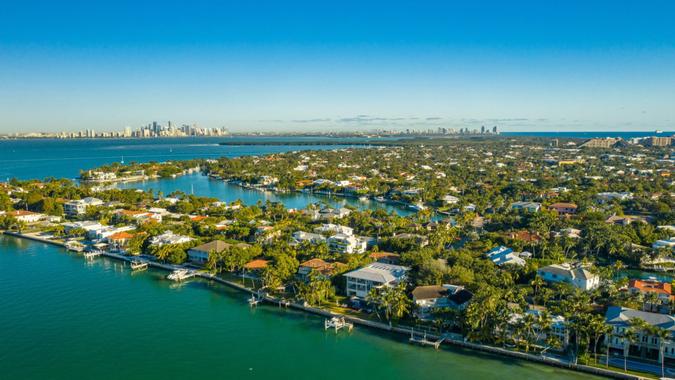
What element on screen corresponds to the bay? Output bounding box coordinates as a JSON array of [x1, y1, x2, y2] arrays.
[[0, 236, 597, 380]]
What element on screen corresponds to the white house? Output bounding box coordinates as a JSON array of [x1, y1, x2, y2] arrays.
[[149, 231, 193, 246], [344, 263, 409, 298], [63, 197, 103, 217], [292, 231, 326, 245], [328, 233, 367, 254], [653, 237, 675, 252], [8, 210, 45, 223], [314, 223, 353, 236], [537, 263, 600, 290]]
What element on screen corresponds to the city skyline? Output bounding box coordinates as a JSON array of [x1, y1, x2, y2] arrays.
[[2, 1, 675, 133]]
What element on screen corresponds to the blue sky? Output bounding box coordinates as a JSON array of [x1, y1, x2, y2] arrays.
[[1, 1, 674, 133]]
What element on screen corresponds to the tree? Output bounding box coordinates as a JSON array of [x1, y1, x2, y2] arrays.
[[622, 326, 637, 373], [297, 272, 335, 306]]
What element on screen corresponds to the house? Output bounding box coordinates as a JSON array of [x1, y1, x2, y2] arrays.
[[485, 246, 526, 266], [8, 210, 45, 223], [537, 263, 599, 290], [508, 230, 542, 243], [297, 258, 345, 280], [442, 195, 460, 205], [548, 202, 577, 216], [63, 197, 104, 217], [149, 231, 193, 246], [653, 237, 675, 252], [328, 233, 367, 254], [91, 225, 135, 241], [390, 233, 429, 248], [369, 251, 401, 265], [510, 201, 541, 213], [254, 225, 280, 244], [606, 214, 651, 226], [187, 240, 251, 265], [629, 278, 673, 314], [107, 231, 138, 252], [507, 309, 569, 350], [307, 207, 352, 221], [291, 231, 326, 245], [115, 209, 163, 223], [243, 259, 269, 273], [412, 284, 473, 320], [343, 262, 409, 298], [314, 223, 353, 236], [553, 228, 582, 239], [605, 306, 675, 364], [596, 192, 633, 203]]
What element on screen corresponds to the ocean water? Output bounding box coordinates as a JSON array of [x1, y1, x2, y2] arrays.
[[0, 137, 379, 180], [0, 236, 598, 380]]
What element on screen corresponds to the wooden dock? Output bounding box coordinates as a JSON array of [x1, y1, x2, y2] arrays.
[[130, 260, 148, 271]]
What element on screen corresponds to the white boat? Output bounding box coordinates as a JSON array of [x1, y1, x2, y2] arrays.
[[167, 269, 192, 281], [358, 196, 369, 202], [374, 196, 386, 203], [409, 202, 427, 211]]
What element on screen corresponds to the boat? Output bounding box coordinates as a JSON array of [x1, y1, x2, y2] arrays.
[[358, 196, 369, 202], [130, 259, 148, 271], [374, 196, 386, 203], [655, 130, 663, 134], [65, 241, 84, 252], [324, 316, 353, 332], [83, 250, 102, 259], [167, 269, 193, 281], [409, 202, 427, 211]]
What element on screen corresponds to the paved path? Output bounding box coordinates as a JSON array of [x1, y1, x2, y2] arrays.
[[600, 354, 675, 377]]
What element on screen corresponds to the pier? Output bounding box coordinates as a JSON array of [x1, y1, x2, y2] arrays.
[[83, 250, 102, 259], [409, 330, 445, 349], [130, 260, 148, 271], [324, 316, 353, 333]]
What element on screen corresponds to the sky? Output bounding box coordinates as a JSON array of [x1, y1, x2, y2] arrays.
[[1, 1, 674, 133]]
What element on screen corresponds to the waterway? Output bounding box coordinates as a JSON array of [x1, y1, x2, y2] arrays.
[[0, 235, 598, 380]]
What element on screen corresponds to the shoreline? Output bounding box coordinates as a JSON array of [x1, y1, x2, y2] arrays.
[[2, 231, 644, 380]]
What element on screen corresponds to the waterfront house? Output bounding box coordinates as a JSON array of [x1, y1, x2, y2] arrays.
[[506, 309, 569, 350], [537, 263, 599, 290], [628, 278, 673, 314], [149, 231, 193, 246], [106, 231, 137, 251], [297, 258, 345, 280], [343, 263, 409, 298], [605, 306, 675, 364], [243, 259, 269, 278], [64, 197, 104, 217], [485, 246, 526, 266], [9, 210, 45, 223], [187, 240, 251, 265], [412, 284, 473, 320], [653, 237, 675, 252], [510, 201, 541, 213], [328, 233, 367, 254]]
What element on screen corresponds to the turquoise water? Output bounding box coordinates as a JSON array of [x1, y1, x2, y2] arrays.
[[0, 236, 597, 380], [117, 173, 414, 216]]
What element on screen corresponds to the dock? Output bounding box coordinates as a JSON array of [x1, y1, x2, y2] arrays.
[[325, 316, 353, 333], [130, 260, 148, 271], [248, 295, 260, 307], [167, 269, 196, 281], [409, 330, 444, 349], [83, 250, 102, 259]]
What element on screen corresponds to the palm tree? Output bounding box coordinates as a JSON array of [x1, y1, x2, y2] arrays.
[[652, 326, 671, 378], [622, 327, 637, 373], [530, 276, 544, 304]]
